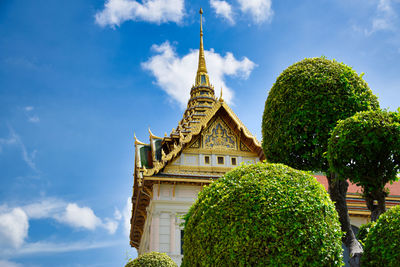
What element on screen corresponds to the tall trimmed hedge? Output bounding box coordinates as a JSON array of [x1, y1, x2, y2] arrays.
[[262, 57, 379, 173], [125, 252, 177, 267], [362, 205, 400, 266], [327, 110, 400, 221], [182, 163, 343, 266]]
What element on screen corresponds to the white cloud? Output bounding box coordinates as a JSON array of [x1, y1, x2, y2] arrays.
[[210, 0, 235, 24], [0, 208, 29, 249], [366, 0, 399, 35], [142, 41, 256, 108], [25, 200, 119, 233], [23, 106, 40, 123], [58, 203, 102, 231], [123, 198, 131, 236], [17, 240, 117, 255], [17, 240, 118, 255], [0, 240, 119, 258], [103, 218, 119, 234], [25, 198, 119, 235], [0, 260, 22, 267], [28, 116, 40, 123], [237, 0, 273, 24], [4, 126, 38, 171], [0, 133, 17, 153], [23, 199, 65, 219], [95, 0, 185, 27], [114, 209, 122, 220], [0, 200, 122, 259]]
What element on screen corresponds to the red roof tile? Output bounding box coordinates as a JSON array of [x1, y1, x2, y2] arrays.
[[314, 175, 400, 196]]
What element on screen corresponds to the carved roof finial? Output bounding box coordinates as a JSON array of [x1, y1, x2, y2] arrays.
[[134, 132, 145, 145], [219, 87, 224, 102]]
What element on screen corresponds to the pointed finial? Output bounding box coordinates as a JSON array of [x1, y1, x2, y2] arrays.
[[219, 87, 224, 102], [195, 8, 209, 86], [148, 127, 156, 138], [134, 132, 145, 145], [200, 8, 203, 35]]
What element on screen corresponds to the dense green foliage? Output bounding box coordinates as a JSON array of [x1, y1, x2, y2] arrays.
[[362, 205, 400, 266], [182, 163, 343, 267], [356, 222, 375, 247], [262, 57, 379, 172], [327, 110, 400, 193], [125, 252, 177, 267]]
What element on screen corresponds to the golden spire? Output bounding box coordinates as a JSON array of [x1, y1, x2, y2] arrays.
[[182, 8, 215, 120], [219, 87, 224, 102], [195, 8, 210, 86]]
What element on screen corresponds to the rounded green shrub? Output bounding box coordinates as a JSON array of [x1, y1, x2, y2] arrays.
[[356, 222, 375, 247], [182, 163, 343, 266], [125, 252, 177, 267], [362, 205, 400, 266], [327, 110, 400, 190], [262, 57, 379, 173]]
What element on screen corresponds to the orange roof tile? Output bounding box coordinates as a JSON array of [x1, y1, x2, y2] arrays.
[[314, 175, 400, 196]]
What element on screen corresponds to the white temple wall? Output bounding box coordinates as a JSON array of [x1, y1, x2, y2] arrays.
[[139, 184, 202, 266], [348, 216, 369, 228]]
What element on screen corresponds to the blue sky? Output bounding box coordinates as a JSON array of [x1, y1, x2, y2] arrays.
[[0, 0, 399, 266]]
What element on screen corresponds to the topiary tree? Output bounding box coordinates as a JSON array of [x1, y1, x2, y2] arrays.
[[182, 163, 343, 267], [125, 251, 177, 267], [262, 57, 379, 265], [327, 110, 400, 221], [362, 205, 400, 266]]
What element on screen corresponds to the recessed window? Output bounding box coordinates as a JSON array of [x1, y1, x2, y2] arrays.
[[204, 156, 210, 164], [217, 156, 224, 165], [201, 75, 206, 84], [231, 157, 237, 166]]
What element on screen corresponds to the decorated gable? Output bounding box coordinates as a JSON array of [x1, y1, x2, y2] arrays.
[[203, 117, 237, 150]]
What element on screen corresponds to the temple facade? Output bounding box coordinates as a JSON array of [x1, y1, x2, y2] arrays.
[[129, 9, 400, 266]]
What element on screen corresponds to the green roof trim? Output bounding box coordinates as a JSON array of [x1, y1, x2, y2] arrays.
[[139, 145, 151, 168], [154, 139, 162, 161]]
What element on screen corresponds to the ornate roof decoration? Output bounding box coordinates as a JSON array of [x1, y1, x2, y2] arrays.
[[135, 101, 263, 177]]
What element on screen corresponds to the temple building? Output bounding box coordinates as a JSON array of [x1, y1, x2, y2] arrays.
[[129, 9, 263, 265], [129, 9, 400, 266]]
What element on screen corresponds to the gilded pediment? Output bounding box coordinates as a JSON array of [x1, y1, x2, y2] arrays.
[[203, 117, 237, 150]]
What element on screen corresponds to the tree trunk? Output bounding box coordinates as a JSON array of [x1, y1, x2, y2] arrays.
[[365, 189, 387, 222], [327, 173, 363, 267]]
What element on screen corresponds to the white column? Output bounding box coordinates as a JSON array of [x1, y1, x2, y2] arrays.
[[150, 211, 160, 251], [170, 212, 176, 254]]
